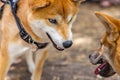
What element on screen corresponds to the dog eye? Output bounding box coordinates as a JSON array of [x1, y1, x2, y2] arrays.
[[69, 18, 72, 23], [48, 19, 57, 24]]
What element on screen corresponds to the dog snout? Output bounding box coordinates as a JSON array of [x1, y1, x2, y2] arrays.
[[89, 51, 99, 59], [89, 51, 103, 65], [63, 40, 73, 48]]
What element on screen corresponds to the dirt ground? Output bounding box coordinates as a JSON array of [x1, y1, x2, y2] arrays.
[[6, 3, 120, 80]]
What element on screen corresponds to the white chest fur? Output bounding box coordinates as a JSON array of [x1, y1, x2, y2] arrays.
[[8, 42, 30, 59]]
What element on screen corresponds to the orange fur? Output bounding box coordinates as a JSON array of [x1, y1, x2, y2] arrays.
[[0, 0, 84, 80], [95, 12, 120, 75]]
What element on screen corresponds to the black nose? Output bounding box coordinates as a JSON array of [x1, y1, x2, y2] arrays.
[[89, 54, 92, 59], [63, 40, 73, 48]]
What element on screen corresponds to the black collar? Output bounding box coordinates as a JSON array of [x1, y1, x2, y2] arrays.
[[0, 0, 48, 49]]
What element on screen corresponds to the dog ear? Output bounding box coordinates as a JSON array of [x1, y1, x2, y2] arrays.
[[29, 0, 50, 9], [72, 0, 86, 5], [95, 12, 120, 41]]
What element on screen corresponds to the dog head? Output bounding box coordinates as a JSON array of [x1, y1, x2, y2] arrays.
[[89, 12, 120, 78], [27, 0, 85, 51]]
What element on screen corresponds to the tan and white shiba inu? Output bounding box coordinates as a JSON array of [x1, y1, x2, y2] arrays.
[[0, 0, 85, 80], [89, 12, 120, 78]]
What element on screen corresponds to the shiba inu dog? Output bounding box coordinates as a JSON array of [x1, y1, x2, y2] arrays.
[[0, 0, 85, 80], [89, 12, 120, 78]]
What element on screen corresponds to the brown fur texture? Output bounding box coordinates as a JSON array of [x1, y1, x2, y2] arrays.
[[95, 12, 120, 75], [0, 0, 84, 80]]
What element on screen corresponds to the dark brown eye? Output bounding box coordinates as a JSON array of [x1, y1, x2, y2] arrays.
[[48, 19, 57, 24], [69, 18, 72, 23]]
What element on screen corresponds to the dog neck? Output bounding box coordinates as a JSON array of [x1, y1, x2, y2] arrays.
[[113, 37, 120, 74], [2, 0, 49, 49], [16, 1, 43, 42]]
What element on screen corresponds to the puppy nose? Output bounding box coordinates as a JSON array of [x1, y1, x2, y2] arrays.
[[89, 54, 92, 59], [63, 40, 73, 48]]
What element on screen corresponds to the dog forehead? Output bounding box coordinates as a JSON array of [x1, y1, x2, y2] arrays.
[[58, 0, 78, 16], [41, 0, 78, 15], [55, 14, 73, 22], [30, 0, 78, 20]]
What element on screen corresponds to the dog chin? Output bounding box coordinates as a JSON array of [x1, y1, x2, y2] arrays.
[[54, 45, 64, 51]]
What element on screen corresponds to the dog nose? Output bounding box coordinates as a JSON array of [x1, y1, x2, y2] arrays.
[[89, 52, 99, 60], [89, 54, 92, 59], [63, 40, 73, 48]]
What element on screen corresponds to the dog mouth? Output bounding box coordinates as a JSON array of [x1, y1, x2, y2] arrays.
[[89, 53, 116, 78], [46, 33, 64, 51], [94, 60, 116, 77]]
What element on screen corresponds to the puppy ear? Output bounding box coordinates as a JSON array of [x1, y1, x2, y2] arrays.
[[72, 0, 86, 5], [95, 12, 120, 41], [29, 0, 50, 9]]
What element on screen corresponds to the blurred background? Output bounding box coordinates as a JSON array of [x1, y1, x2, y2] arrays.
[[6, 0, 120, 80]]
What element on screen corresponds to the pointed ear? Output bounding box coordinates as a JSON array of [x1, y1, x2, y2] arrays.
[[29, 0, 50, 9], [95, 12, 120, 41], [71, 0, 86, 5]]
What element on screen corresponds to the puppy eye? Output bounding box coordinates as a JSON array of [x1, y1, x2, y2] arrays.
[[48, 19, 57, 24]]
